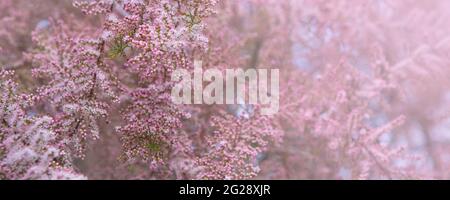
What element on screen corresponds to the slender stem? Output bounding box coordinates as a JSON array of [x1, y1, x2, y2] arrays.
[[70, 2, 115, 136], [363, 146, 393, 180]]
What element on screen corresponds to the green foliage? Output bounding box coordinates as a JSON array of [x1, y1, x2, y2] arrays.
[[146, 135, 162, 153], [108, 36, 128, 59], [185, 12, 202, 31]]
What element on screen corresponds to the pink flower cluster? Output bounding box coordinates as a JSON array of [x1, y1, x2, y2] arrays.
[[0, 70, 85, 179]]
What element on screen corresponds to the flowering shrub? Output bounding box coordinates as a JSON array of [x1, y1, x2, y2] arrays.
[[2, 0, 450, 180], [0, 70, 85, 179]]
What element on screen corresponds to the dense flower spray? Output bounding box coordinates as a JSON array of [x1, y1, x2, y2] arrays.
[[0, 70, 85, 179]]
